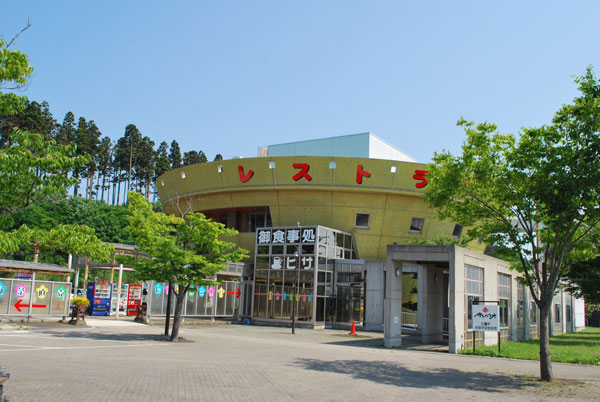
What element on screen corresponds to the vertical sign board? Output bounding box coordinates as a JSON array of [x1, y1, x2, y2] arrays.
[[472, 305, 500, 332]]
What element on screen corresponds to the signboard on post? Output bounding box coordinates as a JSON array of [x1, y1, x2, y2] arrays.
[[472, 304, 500, 332]]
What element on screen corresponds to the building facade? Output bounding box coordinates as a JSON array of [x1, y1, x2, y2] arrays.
[[156, 133, 582, 351]]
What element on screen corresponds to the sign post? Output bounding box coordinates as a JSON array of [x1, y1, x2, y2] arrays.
[[472, 301, 501, 353]]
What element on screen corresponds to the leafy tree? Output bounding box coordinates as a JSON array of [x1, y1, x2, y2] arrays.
[[0, 25, 33, 116], [0, 100, 56, 147], [153, 141, 171, 200], [123, 124, 142, 194], [124, 192, 248, 341], [183, 150, 208, 166], [565, 258, 600, 304], [424, 68, 600, 382], [81, 120, 102, 199], [135, 136, 155, 198], [183, 150, 199, 166], [112, 135, 130, 205], [55, 111, 75, 145], [169, 140, 182, 168], [30, 224, 113, 262], [213, 154, 223, 161], [0, 129, 89, 218], [8, 197, 134, 244], [96, 136, 113, 201], [72, 117, 89, 196]]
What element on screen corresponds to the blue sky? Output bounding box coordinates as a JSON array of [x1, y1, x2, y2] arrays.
[[2, 1, 599, 163]]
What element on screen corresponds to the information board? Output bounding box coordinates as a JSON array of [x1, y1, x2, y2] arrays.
[[472, 305, 500, 332]]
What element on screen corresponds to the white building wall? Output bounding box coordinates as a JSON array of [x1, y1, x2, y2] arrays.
[[266, 132, 417, 162], [369, 134, 417, 162]]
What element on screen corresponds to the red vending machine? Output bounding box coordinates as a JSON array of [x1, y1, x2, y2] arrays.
[[126, 284, 143, 316]]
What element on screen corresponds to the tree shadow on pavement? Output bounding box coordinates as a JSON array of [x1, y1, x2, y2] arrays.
[[325, 335, 449, 353], [35, 329, 162, 342], [292, 358, 537, 393]]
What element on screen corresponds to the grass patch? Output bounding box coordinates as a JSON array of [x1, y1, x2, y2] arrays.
[[460, 327, 600, 365]]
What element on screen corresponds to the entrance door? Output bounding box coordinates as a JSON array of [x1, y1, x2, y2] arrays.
[[335, 286, 362, 324]]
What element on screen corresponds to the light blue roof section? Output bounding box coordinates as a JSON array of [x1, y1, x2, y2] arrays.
[[265, 133, 417, 162]]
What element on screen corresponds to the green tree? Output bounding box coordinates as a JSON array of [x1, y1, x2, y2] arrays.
[[213, 154, 223, 161], [82, 120, 102, 199], [55, 111, 75, 145], [135, 136, 155, 198], [169, 140, 182, 168], [0, 24, 33, 116], [565, 257, 600, 304], [0, 129, 89, 217], [123, 124, 142, 194], [8, 197, 134, 245], [112, 135, 130, 205], [123, 192, 248, 341], [0, 130, 90, 252], [0, 100, 56, 147], [424, 68, 600, 382], [153, 141, 171, 200], [96, 136, 113, 201], [183, 150, 207, 166]]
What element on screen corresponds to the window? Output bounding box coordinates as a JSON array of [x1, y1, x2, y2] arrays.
[[517, 283, 525, 327], [529, 301, 537, 324], [390, 165, 397, 173], [452, 224, 463, 238], [409, 218, 425, 233], [499, 299, 509, 328], [329, 161, 336, 169], [355, 213, 370, 228], [217, 165, 223, 173], [246, 212, 272, 232], [498, 273, 511, 328], [566, 305, 572, 323], [554, 303, 561, 324], [465, 265, 483, 329], [268, 161, 276, 169]]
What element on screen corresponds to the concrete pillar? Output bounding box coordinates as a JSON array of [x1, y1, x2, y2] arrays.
[[419, 264, 444, 344], [384, 254, 402, 348], [449, 247, 463, 353]]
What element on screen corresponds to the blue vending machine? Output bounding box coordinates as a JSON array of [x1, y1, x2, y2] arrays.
[[86, 281, 113, 316]]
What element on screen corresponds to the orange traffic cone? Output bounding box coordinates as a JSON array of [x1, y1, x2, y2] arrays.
[[349, 320, 357, 336]]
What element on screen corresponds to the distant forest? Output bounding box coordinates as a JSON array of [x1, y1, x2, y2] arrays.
[[0, 99, 223, 204]]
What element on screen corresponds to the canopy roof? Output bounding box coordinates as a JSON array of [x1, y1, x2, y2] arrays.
[[0, 259, 73, 276]]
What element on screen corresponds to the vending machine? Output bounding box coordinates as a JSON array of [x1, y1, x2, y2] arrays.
[[126, 284, 143, 316], [110, 284, 128, 315], [86, 281, 113, 316]]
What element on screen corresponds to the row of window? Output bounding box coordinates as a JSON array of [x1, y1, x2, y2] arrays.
[[354, 213, 463, 237]]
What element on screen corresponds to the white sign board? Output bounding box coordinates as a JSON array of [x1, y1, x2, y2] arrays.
[[472, 305, 500, 332]]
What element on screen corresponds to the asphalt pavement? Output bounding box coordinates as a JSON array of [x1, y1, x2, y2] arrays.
[[0, 318, 598, 401]]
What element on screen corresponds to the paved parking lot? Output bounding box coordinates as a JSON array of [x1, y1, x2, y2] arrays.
[[0, 319, 599, 401]]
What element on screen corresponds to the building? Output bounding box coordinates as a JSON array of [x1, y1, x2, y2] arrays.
[[156, 133, 581, 351]]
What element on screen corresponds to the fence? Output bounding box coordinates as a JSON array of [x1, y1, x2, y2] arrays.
[[0, 278, 71, 316], [147, 281, 241, 317]]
